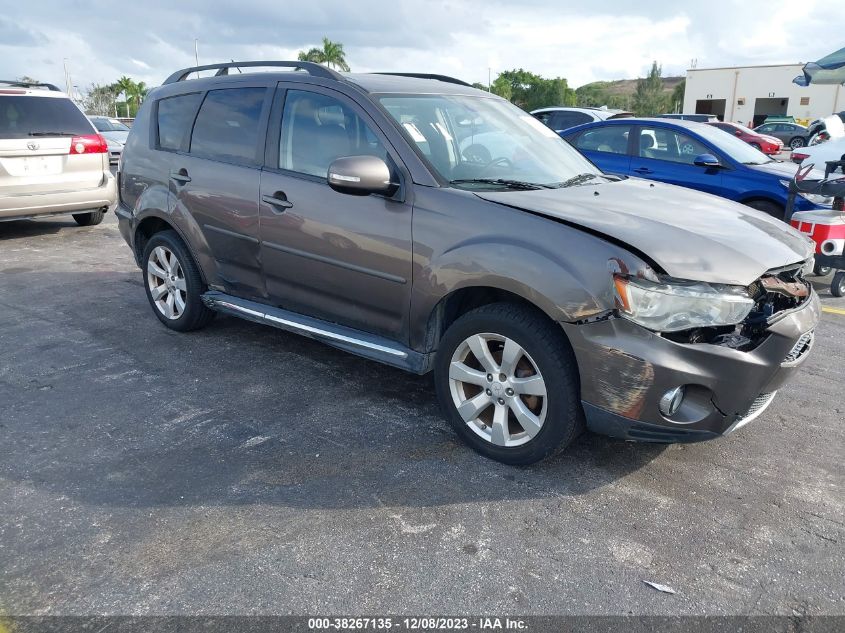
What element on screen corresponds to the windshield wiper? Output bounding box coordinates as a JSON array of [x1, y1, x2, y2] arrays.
[[555, 173, 607, 188], [449, 178, 553, 190], [28, 131, 76, 137]]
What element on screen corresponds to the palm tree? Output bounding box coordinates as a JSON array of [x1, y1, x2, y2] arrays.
[[129, 81, 148, 114], [296, 37, 350, 72], [113, 76, 135, 118]]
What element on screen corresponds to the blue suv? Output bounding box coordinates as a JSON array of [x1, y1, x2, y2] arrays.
[[562, 118, 832, 219]]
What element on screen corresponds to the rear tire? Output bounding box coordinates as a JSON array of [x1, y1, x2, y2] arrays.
[[434, 302, 584, 465], [750, 142, 762, 151], [814, 264, 832, 277], [745, 199, 785, 221], [832, 272, 845, 298], [73, 209, 105, 226], [142, 230, 215, 332], [789, 137, 805, 149]]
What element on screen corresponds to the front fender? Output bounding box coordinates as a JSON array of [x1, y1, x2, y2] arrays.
[[409, 231, 650, 350]]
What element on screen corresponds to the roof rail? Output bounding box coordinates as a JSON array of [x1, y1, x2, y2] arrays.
[[162, 61, 344, 85], [374, 73, 472, 87], [0, 80, 61, 92]]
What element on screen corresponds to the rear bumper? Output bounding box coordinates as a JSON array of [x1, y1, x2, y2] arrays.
[[0, 171, 116, 220], [562, 291, 820, 442]]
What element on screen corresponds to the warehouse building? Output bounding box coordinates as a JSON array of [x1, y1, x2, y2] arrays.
[[683, 63, 843, 126]]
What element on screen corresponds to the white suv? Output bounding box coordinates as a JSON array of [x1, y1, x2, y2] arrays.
[[531, 106, 632, 132], [0, 81, 116, 225]]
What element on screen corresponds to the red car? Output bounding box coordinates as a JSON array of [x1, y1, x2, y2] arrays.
[[708, 121, 783, 155]]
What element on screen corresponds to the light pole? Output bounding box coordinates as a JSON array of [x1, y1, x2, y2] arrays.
[[63, 58, 70, 94]]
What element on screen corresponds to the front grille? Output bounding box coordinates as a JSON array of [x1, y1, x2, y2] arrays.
[[784, 330, 814, 364]]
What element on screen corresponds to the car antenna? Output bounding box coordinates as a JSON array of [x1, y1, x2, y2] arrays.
[[231, 59, 242, 73]]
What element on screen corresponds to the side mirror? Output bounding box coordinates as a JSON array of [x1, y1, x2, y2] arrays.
[[327, 156, 398, 196], [734, 130, 743, 137], [694, 153, 722, 168]]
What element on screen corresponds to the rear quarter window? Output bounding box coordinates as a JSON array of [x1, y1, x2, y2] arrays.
[[0, 96, 93, 139], [156, 92, 203, 151]]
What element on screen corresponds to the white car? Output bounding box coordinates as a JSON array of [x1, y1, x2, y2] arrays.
[[88, 116, 131, 164], [792, 134, 845, 174], [531, 106, 632, 132], [1, 81, 115, 225]]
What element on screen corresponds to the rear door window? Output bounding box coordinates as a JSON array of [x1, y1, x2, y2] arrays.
[[189, 88, 268, 164], [573, 125, 631, 154], [157, 92, 203, 151], [0, 96, 93, 139]]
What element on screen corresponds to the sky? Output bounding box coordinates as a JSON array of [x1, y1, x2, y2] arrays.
[[0, 0, 841, 94]]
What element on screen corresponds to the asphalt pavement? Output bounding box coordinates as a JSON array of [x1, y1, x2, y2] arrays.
[[0, 211, 843, 616]]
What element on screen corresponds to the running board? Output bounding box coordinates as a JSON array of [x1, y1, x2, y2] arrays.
[[202, 291, 432, 374]]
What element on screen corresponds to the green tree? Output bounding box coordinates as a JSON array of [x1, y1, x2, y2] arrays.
[[82, 83, 118, 116], [632, 61, 669, 116], [491, 69, 574, 111], [297, 37, 350, 72], [670, 79, 686, 114], [113, 76, 135, 117]]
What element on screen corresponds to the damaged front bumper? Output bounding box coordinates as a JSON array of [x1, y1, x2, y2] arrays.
[[561, 290, 820, 443]]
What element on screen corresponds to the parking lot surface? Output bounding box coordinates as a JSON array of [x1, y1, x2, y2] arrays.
[[0, 212, 843, 616]]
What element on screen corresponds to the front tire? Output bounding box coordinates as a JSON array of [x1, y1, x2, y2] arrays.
[[814, 264, 832, 277], [434, 302, 583, 465], [832, 272, 845, 298], [73, 209, 105, 226], [745, 199, 785, 221], [142, 230, 215, 332]]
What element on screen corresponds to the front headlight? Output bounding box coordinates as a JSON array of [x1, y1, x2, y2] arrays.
[[780, 179, 833, 206], [613, 276, 754, 332]]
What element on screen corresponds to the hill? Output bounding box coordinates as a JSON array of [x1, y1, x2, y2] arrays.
[[575, 76, 684, 110]]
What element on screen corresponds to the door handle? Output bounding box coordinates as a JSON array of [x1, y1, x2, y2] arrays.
[[262, 192, 293, 211], [633, 167, 653, 174], [169, 169, 191, 184]]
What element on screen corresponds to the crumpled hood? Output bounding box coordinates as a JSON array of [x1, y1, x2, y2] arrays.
[[475, 178, 813, 286]]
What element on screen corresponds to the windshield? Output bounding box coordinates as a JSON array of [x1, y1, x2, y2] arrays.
[[693, 123, 772, 165], [92, 117, 130, 132], [378, 94, 601, 189]]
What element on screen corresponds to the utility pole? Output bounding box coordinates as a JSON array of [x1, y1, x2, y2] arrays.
[[63, 58, 70, 94]]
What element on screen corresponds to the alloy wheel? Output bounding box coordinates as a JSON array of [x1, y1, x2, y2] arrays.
[[146, 246, 187, 320], [448, 333, 547, 447]]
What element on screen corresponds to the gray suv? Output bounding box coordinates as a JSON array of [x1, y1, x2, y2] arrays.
[[117, 61, 819, 464]]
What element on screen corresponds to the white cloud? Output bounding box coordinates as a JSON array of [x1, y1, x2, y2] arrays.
[[0, 0, 840, 91]]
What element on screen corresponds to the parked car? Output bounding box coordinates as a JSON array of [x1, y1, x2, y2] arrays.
[[562, 117, 831, 219], [762, 115, 797, 125], [531, 106, 632, 132], [88, 115, 131, 163], [117, 61, 818, 465], [791, 135, 845, 172], [753, 121, 810, 149], [0, 80, 115, 225], [708, 121, 783, 155], [656, 113, 718, 123]]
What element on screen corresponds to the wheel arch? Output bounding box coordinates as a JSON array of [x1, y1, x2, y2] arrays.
[[133, 212, 209, 285]]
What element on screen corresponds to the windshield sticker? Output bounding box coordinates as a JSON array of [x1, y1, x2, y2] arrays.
[[403, 122, 427, 143], [520, 115, 559, 138]]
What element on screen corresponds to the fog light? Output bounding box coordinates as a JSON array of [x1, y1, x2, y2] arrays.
[[659, 386, 686, 417]]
